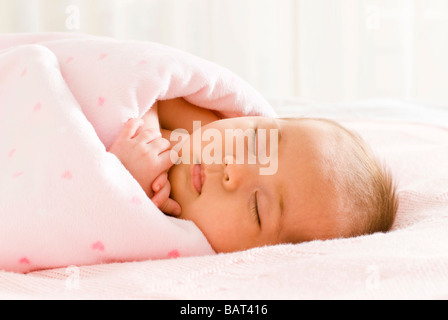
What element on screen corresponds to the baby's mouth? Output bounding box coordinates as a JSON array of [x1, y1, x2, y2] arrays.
[[191, 163, 205, 194]]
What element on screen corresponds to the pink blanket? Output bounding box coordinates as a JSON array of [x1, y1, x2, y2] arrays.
[[0, 33, 276, 273]]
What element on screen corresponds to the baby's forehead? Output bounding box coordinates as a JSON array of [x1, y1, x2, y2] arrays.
[[278, 118, 342, 153], [278, 119, 344, 199]]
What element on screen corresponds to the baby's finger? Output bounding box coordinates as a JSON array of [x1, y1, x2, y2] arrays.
[[148, 137, 171, 155], [151, 182, 181, 216], [135, 128, 161, 144], [159, 198, 182, 217], [120, 118, 144, 140], [152, 172, 168, 193], [157, 149, 179, 172], [151, 181, 170, 208]]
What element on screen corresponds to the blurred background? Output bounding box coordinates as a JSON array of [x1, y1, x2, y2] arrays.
[[1, 0, 448, 106]]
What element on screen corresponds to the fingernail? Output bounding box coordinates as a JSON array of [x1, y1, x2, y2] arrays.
[[174, 207, 181, 215], [154, 184, 161, 192]]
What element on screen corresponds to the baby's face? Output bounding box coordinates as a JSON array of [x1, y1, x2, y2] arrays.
[[168, 117, 340, 253]]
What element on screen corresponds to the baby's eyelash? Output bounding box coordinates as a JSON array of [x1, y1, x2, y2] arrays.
[[251, 191, 261, 226]]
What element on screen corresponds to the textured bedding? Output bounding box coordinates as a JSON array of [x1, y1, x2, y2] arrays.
[[0, 33, 275, 273], [0, 34, 447, 300]]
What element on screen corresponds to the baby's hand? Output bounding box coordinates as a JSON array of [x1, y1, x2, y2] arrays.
[[108, 118, 177, 200]]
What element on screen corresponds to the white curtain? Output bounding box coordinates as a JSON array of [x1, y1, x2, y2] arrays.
[[1, 0, 448, 105]]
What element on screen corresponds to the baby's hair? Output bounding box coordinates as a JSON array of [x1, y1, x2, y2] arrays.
[[280, 116, 398, 238]]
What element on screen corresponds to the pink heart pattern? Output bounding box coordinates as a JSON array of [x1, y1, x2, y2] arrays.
[[8, 148, 16, 158], [61, 170, 72, 180], [33, 102, 41, 112], [168, 249, 180, 259], [91, 241, 105, 252], [98, 53, 108, 61], [98, 96, 106, 107], [13, 171, 24, 178], [131, 196, 142, 205]]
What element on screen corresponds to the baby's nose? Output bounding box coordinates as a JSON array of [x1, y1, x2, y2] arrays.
[[222, 155, 254, 192], [222, 162, 240, 192]]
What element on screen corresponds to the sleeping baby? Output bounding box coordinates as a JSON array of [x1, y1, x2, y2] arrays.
[[109, 98, 398, 253]]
